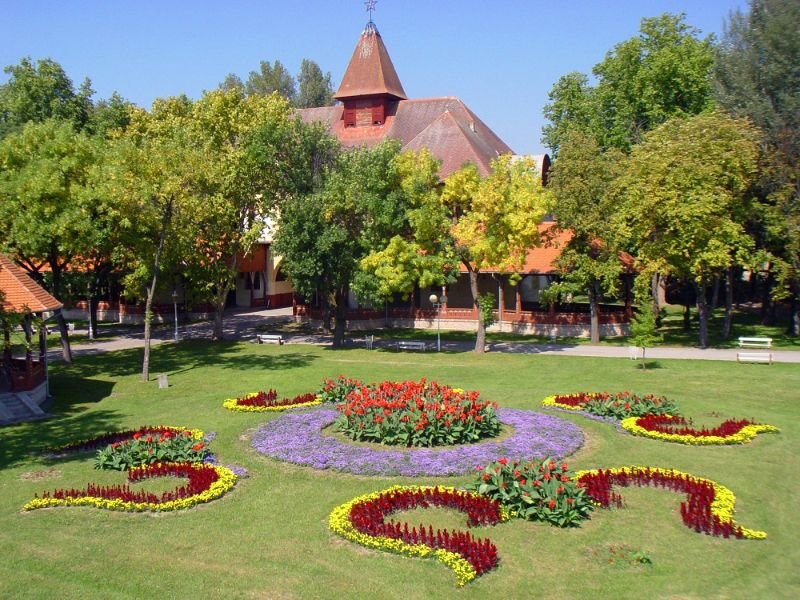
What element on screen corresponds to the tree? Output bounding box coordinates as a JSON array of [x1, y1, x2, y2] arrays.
[[87, 91, 134, 138], [245, 60, 296, 103], [274, 140, 408, 347], [0, 57, 93, 138], [545, 130, 626, 343], [296, 59, 334, 108], [542, 13, 714, 153], [0, 119, 99, 300], [629, 303, 662, 369], [616, 112, 761, 348], [219, 73, 245, 93], [713, 0, 800, 335]]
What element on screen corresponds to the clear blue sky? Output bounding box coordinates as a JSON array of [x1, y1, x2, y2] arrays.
[[2, 0, 747, 155]]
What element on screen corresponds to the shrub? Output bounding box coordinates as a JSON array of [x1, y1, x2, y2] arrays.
[[466, 457, 593, 527], [95, 429, 208, 471], [335, 379, 501, 447]]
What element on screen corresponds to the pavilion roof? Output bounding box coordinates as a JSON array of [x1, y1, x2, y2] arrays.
[[334, 22, 407, 101], [0, 254, 62, 313]]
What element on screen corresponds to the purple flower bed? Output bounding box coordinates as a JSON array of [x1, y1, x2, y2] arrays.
[[545, 407, 626, 432], [250, 408, 584, 477]]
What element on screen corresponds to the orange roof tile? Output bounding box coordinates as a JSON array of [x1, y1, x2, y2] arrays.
[[0, 254, 62, 313], [458, 223, 571, 274]]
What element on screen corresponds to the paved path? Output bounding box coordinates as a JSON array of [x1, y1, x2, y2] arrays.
[[51, 307, 800, 364]]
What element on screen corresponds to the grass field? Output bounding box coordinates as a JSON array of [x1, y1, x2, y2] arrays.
[[1, 341, 798, 599]]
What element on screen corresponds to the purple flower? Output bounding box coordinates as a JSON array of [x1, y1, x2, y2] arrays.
[[544, 407, 626, 432], [226, 465, 249, 478], [250, 408, 584, 477]]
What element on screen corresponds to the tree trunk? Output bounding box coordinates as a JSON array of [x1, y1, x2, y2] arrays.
[[332, 288, 348, 348], [683, 281, 692, 332], [87, 276, 99, 340], [141, 198, 172, 383], [54, 309, 72, 364], [640, 347, 647, 370], [468, 267, 485, 353], [711, 275, 721, 311], [788, 281, 799, 337], [694, 279, 710, 348], [588, 280, 600, 344], [722, 267, 734, 340], [760, 270, 774, 325], [212, 283, 227, 341]]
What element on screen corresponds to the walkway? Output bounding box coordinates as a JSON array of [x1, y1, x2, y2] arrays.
[[50, 307, 800, 364]]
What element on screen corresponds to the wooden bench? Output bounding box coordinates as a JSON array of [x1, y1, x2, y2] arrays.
[[396, 340, 428, 352], [736, 351, 772, 364], [256, 334, 284, 345], [738, 336, 772, 348]]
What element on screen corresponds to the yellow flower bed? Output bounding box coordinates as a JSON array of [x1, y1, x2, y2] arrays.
[[620, 417, 779, 445], [22, 464, 237, 513], [574, 466, 767, 540], [328, 485, 510, 586]]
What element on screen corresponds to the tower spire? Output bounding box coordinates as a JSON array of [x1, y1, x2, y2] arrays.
[[365, 0, 377, 25]]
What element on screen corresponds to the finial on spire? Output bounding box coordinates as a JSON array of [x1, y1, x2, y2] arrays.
[[365, 0, 377, 24]]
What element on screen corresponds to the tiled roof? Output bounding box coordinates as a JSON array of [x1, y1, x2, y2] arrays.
[[298, 97, 513, 178], [334, 23, 407, 101], [0, 254, 62, 313], [458, 223, 571, 275]]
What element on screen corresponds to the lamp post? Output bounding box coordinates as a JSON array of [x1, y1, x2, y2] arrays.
[[172, 289, 179, 342], [428, 293, 447, 352]]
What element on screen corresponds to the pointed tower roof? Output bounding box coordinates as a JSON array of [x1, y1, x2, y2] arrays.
[[334, 22, 407, 101]]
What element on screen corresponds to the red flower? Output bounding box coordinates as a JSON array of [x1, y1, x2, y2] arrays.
[[548, 499, 556, 509], [482, 473, 491, 482], [133, 432, 142, 440], [191, 442, 204, 452], [561, 463, 568, 472], [498, 457, 508, 466]]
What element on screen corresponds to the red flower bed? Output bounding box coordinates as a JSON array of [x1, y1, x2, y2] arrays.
[[349, 486, 504, 576], [545, 391, 679, 419], [32, 462, 222, 506], [336, 379, 500, 447], [235, 390, 317, 408], [577, 467, 746, 538], [634, 415, 760, 438], [46, 426, 199, 455]]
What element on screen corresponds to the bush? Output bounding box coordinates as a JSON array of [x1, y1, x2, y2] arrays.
[[335, 379, 501, 447], [466, 457, 593, 527], [95, 429, 208, 471]]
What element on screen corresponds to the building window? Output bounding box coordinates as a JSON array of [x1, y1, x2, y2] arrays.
[[253, 273, 261, 290], [275, 266, 287, 282], [343, 108, 356, 127]]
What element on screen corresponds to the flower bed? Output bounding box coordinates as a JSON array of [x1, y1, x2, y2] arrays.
[[335, 379, 500, 447], [223, 390, 320, 412], [467, 458, 593, 527], [543, 392, 679, 420], [251, 408, 584, 477], [575, 466, 766, 539], [95, 428, 208, 471], [318, 376, 363, 403], [23, 462, 237, 512], [44, 425, 204, 456], [620, 415, 779, 445], [329, 485, 509, 586]]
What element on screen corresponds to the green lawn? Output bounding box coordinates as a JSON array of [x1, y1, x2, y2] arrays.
[[1, 341, 798, 599]]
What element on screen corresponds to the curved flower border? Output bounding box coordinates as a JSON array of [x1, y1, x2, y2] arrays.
[[44, 425, 204, 456], [329, 485, 510, 586], [251, 408, 584, 477], [541, 394, 591, 411], [574, 466, 766, 539], [23, 462, 237, 512], [223, 393, 322, 413], [620, 417, 779, 445]]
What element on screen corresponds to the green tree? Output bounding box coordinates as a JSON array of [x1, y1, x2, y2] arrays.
[[544, 130, 626, 343], [542, 13, 714, 153], [87, 91, 134, 138], [0, 57, 93, 138], [714, 0, 800, 334], [296, 59, 334, 108], [629, 303, 662, 369], [274, 140, 408, 347], [245, 60, 297, 103], [616, 112, 761, 347], [219, 73, 245, 93]]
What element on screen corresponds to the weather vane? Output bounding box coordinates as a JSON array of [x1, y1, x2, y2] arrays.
[[365, 0, 377, 23]]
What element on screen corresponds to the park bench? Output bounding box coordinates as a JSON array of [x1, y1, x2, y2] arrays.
[[738, 336, 772, 348], [256, 334, 284, 345], [628, 346, 642, 360], [363, 334, 374, 350], [396, 340, 428, 352], [736, 351, 772, 364]]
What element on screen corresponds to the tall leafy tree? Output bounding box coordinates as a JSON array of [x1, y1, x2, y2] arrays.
[[296, 59, 334, 108], [616, 112, 761, 348], [714, 0, 800, 334], [245, 60, 297, 103], [542, 13, 714, 154], [545, 130, 626, 343], [274, 140, 407, 347], [0, 57, 93, 138]]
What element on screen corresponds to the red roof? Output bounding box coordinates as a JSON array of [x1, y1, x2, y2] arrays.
[[334, 23, 407, 101], [0, 254, 62, 313], [299, 97, 513, 178]]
